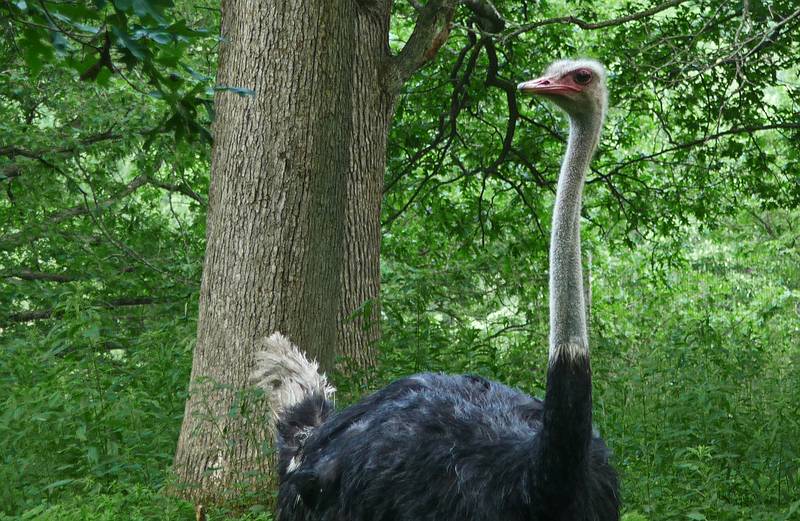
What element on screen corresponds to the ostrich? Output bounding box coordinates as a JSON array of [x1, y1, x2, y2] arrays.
[[252, 59, 619, 521]]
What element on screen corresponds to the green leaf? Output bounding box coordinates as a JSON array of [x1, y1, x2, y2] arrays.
[[87, 446, 100, 464], [133, 28, 173, 44], [164, 19, 209, 37], [132, 0, 167, 23], [214, 85, 255, 97], [182, 65, 210, 82], [72, 22, 102, 35], [83, 324, 101, 341], [51, 2, 100, 20], [96, 66, 113, 86], [788, 499, 800, 517], [50, 29, 69, 55], [113, 0, 133, 11], [43, 479, 74, 491], [21, 28, 54, 76], [111, 24, 146, 60]]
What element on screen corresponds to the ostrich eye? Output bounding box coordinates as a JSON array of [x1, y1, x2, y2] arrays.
[[574, 69, 592, 85]]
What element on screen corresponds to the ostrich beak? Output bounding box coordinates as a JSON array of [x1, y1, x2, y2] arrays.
[[518, 75, 580, 96]]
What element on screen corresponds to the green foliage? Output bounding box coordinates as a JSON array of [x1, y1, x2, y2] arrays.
[[589, 209, 800, 520], [1, 0, 221, 142], [387, 0, 800, 258], [0, 311, 195, 514], [0, 482, 273, 521], [379, 207, 800, 521], [1, 483, 196, 521], [1, 0, 799, 519]]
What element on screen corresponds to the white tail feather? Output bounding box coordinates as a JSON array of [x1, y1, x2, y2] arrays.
[[251, 332, 335, 418]]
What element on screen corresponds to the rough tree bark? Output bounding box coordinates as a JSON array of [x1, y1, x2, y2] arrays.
[[336, 3, 394, 376], [172, 0, 355, 501], [173, 0, 458, 503]]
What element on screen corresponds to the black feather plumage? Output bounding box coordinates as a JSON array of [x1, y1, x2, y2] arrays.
[[275, 373, 618, 521]]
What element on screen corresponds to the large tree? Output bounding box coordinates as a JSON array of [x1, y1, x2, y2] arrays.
[[170, 0, 358, 499], [170, 0, 461, 502]]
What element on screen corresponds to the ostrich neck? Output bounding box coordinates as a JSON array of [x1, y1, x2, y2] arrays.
[[549, 115, 601, 357]]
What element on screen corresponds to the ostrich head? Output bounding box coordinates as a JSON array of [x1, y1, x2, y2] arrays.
[[518, 59, 607, 122]]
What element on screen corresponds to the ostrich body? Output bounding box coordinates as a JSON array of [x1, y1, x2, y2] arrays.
[[252, 59, 619, 521]]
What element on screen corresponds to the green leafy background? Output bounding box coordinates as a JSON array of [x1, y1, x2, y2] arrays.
[[1, 0, 799, 519]]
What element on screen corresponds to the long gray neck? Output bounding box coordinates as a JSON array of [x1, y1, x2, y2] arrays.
[[536, 101, 606, 505], [548, 115, 601, 361]]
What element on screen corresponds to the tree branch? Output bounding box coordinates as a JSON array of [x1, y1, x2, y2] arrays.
[[384, 34, 481, 196], [482, 39, 517, 174], [0, 130, 122, 163], [387, 0, 458, 92], [0, 164, 22, 181], [0, 174, 149, 251], [461, 0, 505, 33], [148, 177, 207, 206], [2, 270, 81, 282], [601, 122, 800, 175], [504, 0, 691, 40], [2, 297, 181, 325]]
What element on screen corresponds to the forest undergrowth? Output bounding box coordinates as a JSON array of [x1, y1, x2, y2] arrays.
[[2, 208, 798, 521]]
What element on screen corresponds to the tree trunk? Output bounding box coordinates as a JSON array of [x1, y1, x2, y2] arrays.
[[172, 0, 355, 502], [336, 0, 454, 377], [172, 0, 455, 503], [336, 3, 395, 378]]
